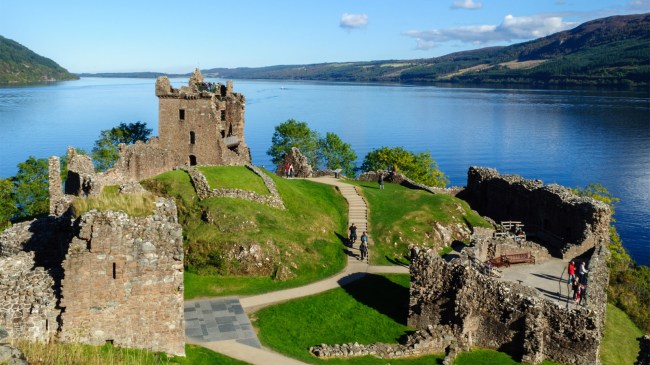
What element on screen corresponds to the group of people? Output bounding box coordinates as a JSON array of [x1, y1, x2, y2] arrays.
[[568, 260, 589, 305], [197, 81, 219, 93], [349, 223, 368, 261], [283, 162, 294, 178]]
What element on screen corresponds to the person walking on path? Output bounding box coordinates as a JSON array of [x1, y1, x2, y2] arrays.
[[579, 261, 589, 284], [349, 223, 357, 244], [568, 261, 576, 285], [288, 163, 294, 178], [378, 173, 384, 190], [360, 231, 368, 261], [284, 162, 290, 178]]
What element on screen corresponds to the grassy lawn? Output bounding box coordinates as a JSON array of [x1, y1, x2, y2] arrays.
[[198, 166, 270, 195], [71, 185, 157, 217], [254, 273, 443, 364], [143, 169, 348, 298], [346, 180, 491, 266], [454, 349, 560, 365], [601, 303, 643, 365], [18, 342, 249, 365]]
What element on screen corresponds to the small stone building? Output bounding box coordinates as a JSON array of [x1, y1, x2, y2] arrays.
[[156, 68, 251, 167]]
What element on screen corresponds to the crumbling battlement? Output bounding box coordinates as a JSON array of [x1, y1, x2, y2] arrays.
[[408, 248, 609, 365], [460, 167, 611, 258], [156, 69, 251, 168]]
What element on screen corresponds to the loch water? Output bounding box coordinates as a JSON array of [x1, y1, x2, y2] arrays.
[[0, 77, 648, 264]]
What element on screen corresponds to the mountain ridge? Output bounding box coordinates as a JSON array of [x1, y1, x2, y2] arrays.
[[81, 13, 650, 88], [0, 35, 78, 84]]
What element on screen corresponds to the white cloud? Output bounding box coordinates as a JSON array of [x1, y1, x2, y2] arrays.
[[403, 14, 576, 50], [628, 0, 650, 11], [340, 13, 369, 29], [451, 0, 483, 10]]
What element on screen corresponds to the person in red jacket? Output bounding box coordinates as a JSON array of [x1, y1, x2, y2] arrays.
[[568, 261, 576, 285]]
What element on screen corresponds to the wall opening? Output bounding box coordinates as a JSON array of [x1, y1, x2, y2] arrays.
[[189, 155, 197, 166], [112, 262, 116, 279], [179, 109, 185, 121], [190, 131, 196, 144], [220, 110, 226, 121], [221, 130, 226, 138]]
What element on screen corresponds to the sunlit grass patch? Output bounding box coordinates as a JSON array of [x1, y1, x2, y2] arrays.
[[71, 185, 156, 217]]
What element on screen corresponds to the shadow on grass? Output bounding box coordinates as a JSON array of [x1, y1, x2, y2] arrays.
[[338, 273, 410, 325], [386, 256, 409, 267]]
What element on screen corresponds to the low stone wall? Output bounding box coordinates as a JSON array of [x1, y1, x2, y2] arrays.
[[187, 165, 285, 209], [59, 198, 185, 356], [470, 236, 553, 264], [310, 324, 462, 362], [358, 170, 462, 195], [407, 250, 607, 365]]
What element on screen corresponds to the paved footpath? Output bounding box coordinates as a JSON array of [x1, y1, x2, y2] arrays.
[[184, 176, 408, 365]]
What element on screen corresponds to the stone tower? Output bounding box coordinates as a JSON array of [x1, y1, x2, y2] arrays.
[[155, 69, 251, 166]]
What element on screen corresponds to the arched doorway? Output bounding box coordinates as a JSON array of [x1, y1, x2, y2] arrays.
[[189, 155, 197, 166]]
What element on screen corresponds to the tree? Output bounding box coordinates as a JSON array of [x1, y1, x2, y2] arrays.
[[267, 119, 322, 169], [13, 156, 49, 219], [319, 132, 357, 177], [0, 178, 17, 228], [360, 146, 448, 187], [91, 122, 152, 171]]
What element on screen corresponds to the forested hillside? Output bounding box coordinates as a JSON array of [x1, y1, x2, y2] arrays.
[[0, 35, 78, 83], [205, 13, 649, 87]]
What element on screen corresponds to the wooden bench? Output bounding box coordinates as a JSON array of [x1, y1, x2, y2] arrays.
[[505, 252, 535, 265], [487, 252, 535, 268]]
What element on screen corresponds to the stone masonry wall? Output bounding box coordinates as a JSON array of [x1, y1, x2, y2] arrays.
[[408, 250, 607, 365], [460, 167, 611, 258], [59, 198, 185, 356], [112, 138, 182, 182], [471, 236, 553, 264], [0, 252, 58, 342]]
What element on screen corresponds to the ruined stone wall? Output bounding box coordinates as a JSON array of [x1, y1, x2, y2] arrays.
[[275, 147, 313, 178], [112, 138, 181, 182], [408, 251, 607, 365], [461, 167, 610, 258], [0, 252, 58, 342], [59, 198, 185, 356], [187, 165, 285, 209]]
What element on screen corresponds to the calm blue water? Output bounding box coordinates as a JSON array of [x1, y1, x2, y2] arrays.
[[1, 78, 648, 264]]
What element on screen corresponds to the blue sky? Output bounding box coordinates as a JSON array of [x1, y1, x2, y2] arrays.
[[1, 0, 648, 73]]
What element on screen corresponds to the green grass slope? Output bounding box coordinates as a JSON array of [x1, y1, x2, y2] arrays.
[[143, 168, 348, 298], [0, 35, 78, 83], [348, 180, 491, 265]]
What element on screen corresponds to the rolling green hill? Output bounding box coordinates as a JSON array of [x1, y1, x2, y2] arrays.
[[0, 35, 78, 83], [205, 13, 649, 87]]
